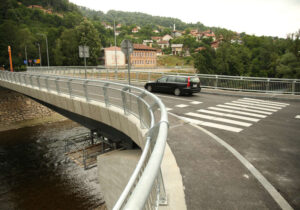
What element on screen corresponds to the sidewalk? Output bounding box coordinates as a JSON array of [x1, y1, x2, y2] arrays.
[[165, 113, 282, 210]]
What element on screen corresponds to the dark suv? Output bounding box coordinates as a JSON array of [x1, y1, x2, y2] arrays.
[[144, 75, 201, 96]]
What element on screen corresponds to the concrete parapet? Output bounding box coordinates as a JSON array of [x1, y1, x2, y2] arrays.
[[97, 149, 141, 210]]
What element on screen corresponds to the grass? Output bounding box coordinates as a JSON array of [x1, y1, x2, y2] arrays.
[[157, 55, 194, 67]]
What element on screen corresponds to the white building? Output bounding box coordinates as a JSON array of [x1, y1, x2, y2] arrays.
[[104, 47, 126, 67]]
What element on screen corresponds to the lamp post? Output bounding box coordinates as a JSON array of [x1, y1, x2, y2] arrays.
[[37, 33, 49, 67], [114, 19, 118, 77], [36, 42, 42, 66]]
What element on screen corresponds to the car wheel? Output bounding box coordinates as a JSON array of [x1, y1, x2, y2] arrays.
[[174, 88, 181, 96], [147, 85, 152, 92]]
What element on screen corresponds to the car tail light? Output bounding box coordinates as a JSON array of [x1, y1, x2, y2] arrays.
[[187, 77, 190, 88]]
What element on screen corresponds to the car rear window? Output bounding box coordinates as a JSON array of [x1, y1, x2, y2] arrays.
[[190, 77, 200, 83], [175, 77, 188, 83]]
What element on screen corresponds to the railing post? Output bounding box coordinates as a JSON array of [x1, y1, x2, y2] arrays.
[[215, 75, 218, 89], [29, 75, 33, 87], [45, 76, 49, 91], [148, 72, 151, 82], [121, 87, 129, 115], [103, 83, 109, 107], [83, 80, 89, 101], [266, 78, 270, 93], [292, 80, 296, 95], [55, 78, 60, 94], [137, 92, 146, 128], [37, 75, 41, 90], [68, 79, 73, 98], [158, 169, 168, 206]]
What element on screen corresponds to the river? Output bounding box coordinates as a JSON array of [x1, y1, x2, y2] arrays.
[[0, 120, 104, 210]]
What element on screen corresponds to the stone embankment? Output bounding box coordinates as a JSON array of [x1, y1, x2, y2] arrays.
[[0, 87, 65, 131]]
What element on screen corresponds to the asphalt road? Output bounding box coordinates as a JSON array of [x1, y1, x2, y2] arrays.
[[147, 90, 300, 209]]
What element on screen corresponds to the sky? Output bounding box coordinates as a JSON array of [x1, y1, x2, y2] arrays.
[[69, 0, 300, 38]]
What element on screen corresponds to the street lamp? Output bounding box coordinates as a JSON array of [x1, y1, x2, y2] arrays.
[[36, 42, 42, 67], [37, 33, 49, 67]]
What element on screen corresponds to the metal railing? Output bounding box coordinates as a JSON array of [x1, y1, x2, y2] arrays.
[[27, 66, 300, 95], [0, 70, 169, 210]]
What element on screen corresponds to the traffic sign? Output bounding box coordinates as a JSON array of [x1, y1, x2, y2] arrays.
[[24, 60, 27, 64], [121, 40, 133, 56], [79, 46, 90, 58]]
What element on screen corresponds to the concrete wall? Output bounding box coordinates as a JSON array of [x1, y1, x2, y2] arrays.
[[97, 149, 141, 210], [0, 80, 147, 150]]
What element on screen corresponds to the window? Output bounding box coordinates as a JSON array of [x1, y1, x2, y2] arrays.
[[167, 76, 176, 83], [190, 77, 200, 83], [157, 77, 167, 83], [175, 77, 188, 83]]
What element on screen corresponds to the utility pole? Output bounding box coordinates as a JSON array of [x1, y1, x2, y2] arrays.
[[37, 42, 42, 66], [114, 19, 118, 77], [25, 45, 28, 67], [37, 33, 50, 67]]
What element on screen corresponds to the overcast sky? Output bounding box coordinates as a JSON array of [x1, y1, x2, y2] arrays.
[[69, 0, 300, 38]]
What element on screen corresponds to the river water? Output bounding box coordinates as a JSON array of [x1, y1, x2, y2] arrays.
[[0, 120, 104, 210]]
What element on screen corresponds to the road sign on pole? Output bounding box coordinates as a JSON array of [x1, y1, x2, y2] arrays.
[[79, 45, 89, 79], [121, 40, 133, 86]]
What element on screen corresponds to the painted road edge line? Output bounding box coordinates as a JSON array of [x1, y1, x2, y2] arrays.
[[169, 112, 293, 210]]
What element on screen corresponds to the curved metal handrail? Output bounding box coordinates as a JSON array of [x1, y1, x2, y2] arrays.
[[0, 71, 169, 209]]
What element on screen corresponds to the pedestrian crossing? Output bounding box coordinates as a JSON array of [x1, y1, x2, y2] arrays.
[[175, 98, 289, 133]]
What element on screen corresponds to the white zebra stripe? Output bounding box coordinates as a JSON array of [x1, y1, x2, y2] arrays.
[[197, 109, 260, 122], [238, 99, 288, 107], [180, 116, 243, 132], [231, 101, 282, 110], [225, 102, 278, 112], [242, 98, 289, 106], [217, 104, 273, 115], [209, 107, 267, 118], [185, 112, 252, 127]]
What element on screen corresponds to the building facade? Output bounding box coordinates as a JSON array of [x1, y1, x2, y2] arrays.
[[130, 44, 157, 68], [104, 47, 126, 67]]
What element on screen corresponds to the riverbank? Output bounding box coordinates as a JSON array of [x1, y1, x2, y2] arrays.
[[0, 87, 67, 132]]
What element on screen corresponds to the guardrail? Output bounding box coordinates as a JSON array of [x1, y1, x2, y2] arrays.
[[0, 70, 169, 210], [27, 66, 300, 95]]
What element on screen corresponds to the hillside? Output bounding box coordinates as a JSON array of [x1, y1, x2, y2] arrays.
[[0, 0, 299, 78]]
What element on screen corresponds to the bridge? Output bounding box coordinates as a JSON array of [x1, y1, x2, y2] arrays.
[[0, 70, 172, 210], [1, 68, 299, 210]]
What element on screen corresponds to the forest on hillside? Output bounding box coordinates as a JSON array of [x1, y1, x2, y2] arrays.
[[0, 0, 299, 78]]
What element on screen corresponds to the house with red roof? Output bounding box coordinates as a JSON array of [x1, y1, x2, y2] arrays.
[[130, 44, 157, 67]]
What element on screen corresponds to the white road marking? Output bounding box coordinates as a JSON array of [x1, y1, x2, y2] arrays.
[[155, 94, 199, 103], [190, 101, 203, 105], [231, 101, 282, 110], [238, 99, 288, 107], [197, 109, 260, 122], [217, 104, 273, 115], [295, 115, 300, 119], [175, 104, 189, 108], [185, 112, 252, 127], [187, 122, 294, 210], [242, 97, 290, 106], [166, 108, 173, 111], [179, 116, 243, 132], [225, 102, 278, 112], [209, 107, 267, 118]]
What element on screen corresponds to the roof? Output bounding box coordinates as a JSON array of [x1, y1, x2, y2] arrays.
[[151, 36, 162, 40], [171, 44, 183, 48], [133, 44, 156, 51], [158, 40, 169, 44], [104, 46, 121, 51]]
